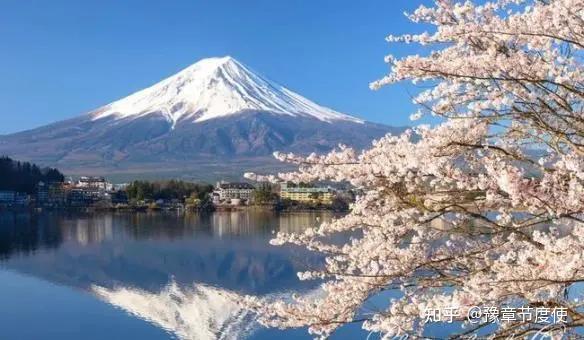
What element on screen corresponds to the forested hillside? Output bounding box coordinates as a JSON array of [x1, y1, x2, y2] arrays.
[[0, 157, 64, 194]]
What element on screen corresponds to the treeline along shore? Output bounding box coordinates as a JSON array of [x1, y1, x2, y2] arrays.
[[0, 157, 353, 213]]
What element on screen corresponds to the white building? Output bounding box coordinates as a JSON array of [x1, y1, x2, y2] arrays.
[[213, 182, 255, 203], [76, 176, 113, 191]]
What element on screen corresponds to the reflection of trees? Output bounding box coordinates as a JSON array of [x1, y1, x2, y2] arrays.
[[1, 211, 330, 295], [0, 212, 63, 259], [111, 210, 334, 239], [0, 211, 337, 248], [93, 281, 256, 340], [0, 211, 339, 297], [5, 234, 321, 294], [0, 211, 346, 338]]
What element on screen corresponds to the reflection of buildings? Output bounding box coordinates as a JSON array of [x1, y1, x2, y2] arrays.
[[278, 212, 327, 234], [61, 215, 115, 245], [209, 211, 334, 237], [209, 210, 282, 237], [211, 211, 256, 236], [93, 282, 256, 340]]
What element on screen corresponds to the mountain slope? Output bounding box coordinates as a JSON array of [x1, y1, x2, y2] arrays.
[[0, 57, 401, 180]]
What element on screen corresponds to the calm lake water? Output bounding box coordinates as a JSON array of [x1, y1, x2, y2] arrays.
[[0, 210, 369, 340]]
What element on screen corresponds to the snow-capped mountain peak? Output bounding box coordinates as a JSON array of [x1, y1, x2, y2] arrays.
[[0, 56, 396, 177], [91, 56, 363, 128]]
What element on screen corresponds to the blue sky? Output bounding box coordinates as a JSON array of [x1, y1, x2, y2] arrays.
[[0, 0, 431, 134]]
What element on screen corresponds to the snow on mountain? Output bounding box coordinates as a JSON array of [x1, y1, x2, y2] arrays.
[[0, 56, 399, 179], [92, 56, 363, 128]]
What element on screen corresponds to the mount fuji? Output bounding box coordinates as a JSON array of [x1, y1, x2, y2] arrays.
[[0, 56, 400, 180]]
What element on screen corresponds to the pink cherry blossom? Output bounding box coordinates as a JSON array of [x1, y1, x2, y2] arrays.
[[244, 0, 584, 338]]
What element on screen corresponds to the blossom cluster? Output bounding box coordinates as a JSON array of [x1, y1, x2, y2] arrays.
[[244, 0, 584, 338]]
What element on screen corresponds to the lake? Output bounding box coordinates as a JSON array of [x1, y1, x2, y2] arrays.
[[0, 210, 370, 340]]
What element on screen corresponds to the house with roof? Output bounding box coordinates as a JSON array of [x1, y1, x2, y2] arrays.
[[280, 182, 333, 204], [213, 181, 255, 204]]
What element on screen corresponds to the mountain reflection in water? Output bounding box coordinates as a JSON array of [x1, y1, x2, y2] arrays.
[[0, 211, 335, 340], [94, 281, 256, 340]]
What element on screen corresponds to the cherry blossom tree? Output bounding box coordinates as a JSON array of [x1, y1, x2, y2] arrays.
[[245, 0, 584, 338]]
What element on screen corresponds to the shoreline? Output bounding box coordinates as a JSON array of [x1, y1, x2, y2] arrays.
[[0, 204, 347, 214]]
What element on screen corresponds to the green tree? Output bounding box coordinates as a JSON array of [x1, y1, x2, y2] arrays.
[[125, 180, 213, 202], [0, 156, 64, 194], [253, 183, 278, 204]]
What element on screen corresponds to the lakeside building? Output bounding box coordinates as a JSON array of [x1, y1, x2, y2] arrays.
[[77, 176, 113, 191], [37, 183, 49, 204], [64, 177, 115, 207], [35, 177, 116, 208], [67, 188, 101, 207], [213, 182, 255, 204], [0, 191, 16, 204], [14, 192, 29, 205], [5, 176, 122, 209], [280, 183, 333, 204], [0, 190, 29, 207], [37, 181, 68, 207]]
